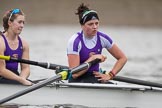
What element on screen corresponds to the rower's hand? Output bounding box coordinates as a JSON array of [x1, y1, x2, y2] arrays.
[[19, 78, 33, 86], [87, 54, 107, 63], [93, 71, 112, 82]]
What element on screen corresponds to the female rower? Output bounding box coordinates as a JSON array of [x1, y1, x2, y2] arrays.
[[67, 3, 127, 83], [0, 8, 32, 85]]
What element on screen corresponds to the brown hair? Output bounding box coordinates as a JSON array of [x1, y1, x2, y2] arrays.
[[75, 3, 90, 24], [2, 9, 24, 32], [75, 3, 99, 25]]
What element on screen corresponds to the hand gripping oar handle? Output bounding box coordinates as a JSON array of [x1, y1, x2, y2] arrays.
[[57, 58, 101, 80], [113, 76, 162, 88], [0, 55, 68, 70], [0, 58, 101, 104], [70, 58, 101, 74]]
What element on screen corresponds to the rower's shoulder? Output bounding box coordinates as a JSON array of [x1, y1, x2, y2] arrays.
[[0, 35, 6, 52], [68, 33, 81, 43], [0, 35, 5, 45], [97, 31, 110, 37]]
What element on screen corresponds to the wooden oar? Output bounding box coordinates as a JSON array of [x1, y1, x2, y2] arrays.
[[0, 55, 68, 70], [113, 76, 162, 88], [0, 59, 100, 104]]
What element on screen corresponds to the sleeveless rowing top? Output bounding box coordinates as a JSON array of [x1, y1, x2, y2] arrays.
[[1, 34, 23, 75], [78, 32, 102, 74]]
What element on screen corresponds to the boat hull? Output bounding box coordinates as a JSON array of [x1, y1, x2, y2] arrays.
[[0, 82, 162, 107]]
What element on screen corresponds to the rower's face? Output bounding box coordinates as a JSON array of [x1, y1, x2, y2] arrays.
[[8, 15, 25, 35], [82, 19, 99, 37]]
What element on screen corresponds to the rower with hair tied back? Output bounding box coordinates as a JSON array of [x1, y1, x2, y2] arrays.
[[67, 3, 127, 83], [0, 9, 32, 85]]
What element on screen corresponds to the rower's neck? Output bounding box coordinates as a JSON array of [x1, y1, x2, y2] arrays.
[[4, 31, 18, 41]]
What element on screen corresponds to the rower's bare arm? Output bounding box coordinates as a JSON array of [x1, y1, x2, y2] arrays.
[[68, 54, 86, 78], [108, 44, 127, 75], [20, 39, 30, 79]]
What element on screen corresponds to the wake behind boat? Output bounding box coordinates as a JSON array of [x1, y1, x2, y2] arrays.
[[0, 81, 162, 108]]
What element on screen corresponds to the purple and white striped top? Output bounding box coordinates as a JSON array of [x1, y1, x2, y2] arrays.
[[67, 31, 113, 74]]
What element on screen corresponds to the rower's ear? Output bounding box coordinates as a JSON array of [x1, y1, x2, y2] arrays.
[[8, 20, 12, 26]]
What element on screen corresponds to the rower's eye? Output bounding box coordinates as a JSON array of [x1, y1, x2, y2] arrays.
[[18, 20, 25, 24], [95, 22, 99, 26]]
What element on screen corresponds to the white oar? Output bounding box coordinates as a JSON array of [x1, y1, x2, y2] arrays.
[[0, 59, 100, 104]]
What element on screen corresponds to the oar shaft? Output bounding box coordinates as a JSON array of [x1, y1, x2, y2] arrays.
[[42, 63, 68, 70], [113, 76, 162, 88], [0, 75, 62, 104], [0, 59, 101, 104], [70, 58, 101, 74], [2, 56, 69, 70], [0, 55, 98, 71], [10, 57, 38, 65], [70, 63, 89, 74]]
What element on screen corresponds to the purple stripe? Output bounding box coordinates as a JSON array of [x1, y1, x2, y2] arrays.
[[98, 32, 113, 44]]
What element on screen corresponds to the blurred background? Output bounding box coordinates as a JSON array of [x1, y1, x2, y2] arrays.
[[0, 0, 162, 82], [1, 0, 162, 27]]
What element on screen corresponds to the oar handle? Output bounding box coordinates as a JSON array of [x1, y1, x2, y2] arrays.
[[89, 58, 101, 66], [0, 55, 10, 60]]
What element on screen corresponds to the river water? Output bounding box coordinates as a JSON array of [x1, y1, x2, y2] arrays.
[[1, 25, 162, 108], [20, 25, 162, 82]]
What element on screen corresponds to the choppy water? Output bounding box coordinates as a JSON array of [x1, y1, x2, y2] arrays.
[[0, 25, 162, 108]]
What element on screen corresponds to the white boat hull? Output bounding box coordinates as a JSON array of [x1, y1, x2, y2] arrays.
[[0, 82, 162, 107]]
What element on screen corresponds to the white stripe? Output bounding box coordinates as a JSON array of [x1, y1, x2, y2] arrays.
[[85, 62, 90, 68], [47, 62, 50, 69], [82, 10, 97, 19]]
